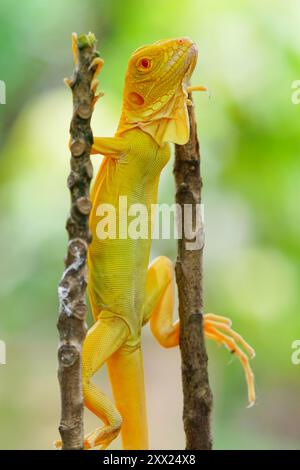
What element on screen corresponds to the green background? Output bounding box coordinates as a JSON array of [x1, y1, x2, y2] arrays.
[[0, 0, 300, 449]]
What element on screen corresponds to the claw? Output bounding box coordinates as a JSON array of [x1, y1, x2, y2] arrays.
[[187, 85, 207, 93], [92, 91, 104, 107], [187, 85, 211, 99], [72, 32, 79, 66], [89, 57, 104, 80], [91, 79, 99, 94], [54, 439, 62, 449], [186, 98, 193, 107], [64, 77, 73, 88], [205, 313, 232, 327]]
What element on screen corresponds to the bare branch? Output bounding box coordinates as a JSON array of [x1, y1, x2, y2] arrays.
[[57, 32, 98, 450], [174, 96, 213, 450]]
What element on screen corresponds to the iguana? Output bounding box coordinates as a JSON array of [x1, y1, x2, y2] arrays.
[[57, 36, 255, 450]]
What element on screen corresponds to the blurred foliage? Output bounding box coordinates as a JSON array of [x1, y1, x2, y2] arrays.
[[1, 0, 300, 450]]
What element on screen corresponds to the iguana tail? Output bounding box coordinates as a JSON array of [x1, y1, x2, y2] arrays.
[[106, 344, 149, 449]]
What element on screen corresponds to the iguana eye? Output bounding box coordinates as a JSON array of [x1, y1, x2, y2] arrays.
[[137, 58, 152, 70], [141, 58, 150, 68]]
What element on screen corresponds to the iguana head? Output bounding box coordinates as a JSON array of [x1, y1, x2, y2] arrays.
[[118, 37, 198, 146]]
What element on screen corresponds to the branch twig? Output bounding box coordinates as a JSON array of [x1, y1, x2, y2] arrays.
[[174, 96, 213, 450], [57, 32, 98, 450]]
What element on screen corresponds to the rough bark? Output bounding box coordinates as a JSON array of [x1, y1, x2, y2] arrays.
[[174, 95, 213, 450], [57, 33, 98, 450]]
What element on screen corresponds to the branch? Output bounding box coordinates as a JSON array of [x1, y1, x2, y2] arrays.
[[174, 96, 213, 450], [57, 32, 98, 450]]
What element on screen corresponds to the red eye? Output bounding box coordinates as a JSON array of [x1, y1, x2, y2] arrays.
[[140, 58, 151, 68]]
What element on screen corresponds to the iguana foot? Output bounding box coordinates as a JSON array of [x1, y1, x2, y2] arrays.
[[83, 422, 121, 450], [203, 313, 256, 407], [89, 58, 104, 104], [54, 420, 121, 450]]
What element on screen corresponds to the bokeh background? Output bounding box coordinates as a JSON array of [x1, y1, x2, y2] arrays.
[[1, 0, 300, 450]]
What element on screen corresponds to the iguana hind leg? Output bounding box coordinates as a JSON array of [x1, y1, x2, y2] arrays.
[[82, 315, 129, 449], [143, 256, 256, 406], [143, 256, 179, 348]]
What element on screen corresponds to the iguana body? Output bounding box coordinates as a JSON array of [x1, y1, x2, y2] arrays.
[[60, 37, 255, 450], [86, 129, 171, 449]]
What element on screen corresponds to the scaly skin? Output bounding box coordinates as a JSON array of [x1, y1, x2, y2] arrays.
[[56, 37, 255, 451]]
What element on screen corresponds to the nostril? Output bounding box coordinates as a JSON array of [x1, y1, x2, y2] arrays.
[[177, 37, 195, 48]]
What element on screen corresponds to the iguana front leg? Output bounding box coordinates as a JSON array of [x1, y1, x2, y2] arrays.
[[91, 136, 130, 156], [143, 256, 256, 407]]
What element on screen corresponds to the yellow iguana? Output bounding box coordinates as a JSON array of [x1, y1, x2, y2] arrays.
[[57, 36, 255, 450]]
